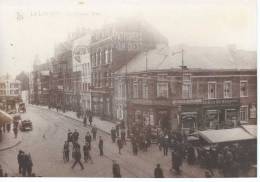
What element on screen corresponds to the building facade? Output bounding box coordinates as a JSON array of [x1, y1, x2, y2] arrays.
[[72, 34, 92, 113], [114, 45, 257, 133], [0, 74, 21, 111], [29, 61, 51, 106], [89, 18, 168, 120]]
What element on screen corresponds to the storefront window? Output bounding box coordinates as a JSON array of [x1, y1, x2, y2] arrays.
[[143, 111, 150, 125], [240, 106, 248, 121], [206, 110, 219, 128], [250, 104, 256, 119], [135, 110, 141, 122], [224, 81, 232, 98], [225, 109, 238, 127]]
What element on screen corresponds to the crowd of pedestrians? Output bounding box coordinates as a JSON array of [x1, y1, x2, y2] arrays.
[[63, 126, 105, 170], [17, 150, 34, 176]]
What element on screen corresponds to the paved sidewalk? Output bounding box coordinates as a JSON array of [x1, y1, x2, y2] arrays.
[[0, 131, 22, 151], [30, 105, 116, 135]]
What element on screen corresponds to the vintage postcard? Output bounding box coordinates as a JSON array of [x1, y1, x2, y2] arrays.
[[0, 0, 257, 179]]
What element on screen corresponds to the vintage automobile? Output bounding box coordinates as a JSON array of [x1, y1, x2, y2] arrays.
[[20, 120, 32, 131], [18, 103, 26, 113], [7, 109, 17, 114]]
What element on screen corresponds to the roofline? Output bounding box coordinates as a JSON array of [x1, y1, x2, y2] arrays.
[[114, 68, 257, 75]]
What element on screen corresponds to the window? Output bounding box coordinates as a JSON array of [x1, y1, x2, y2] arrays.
[[142, 82, 148, 99], [208, 82, 217, 99], [240, 80, 248, 97], [133, 82, 138, 98], [182, 83, 192, 99], [118, 82, 123, 98], [110, 48, 113, 63], [240, 106, 248, 121], [157, 82, 168, 98], [224, 81, 232, 98], [225, 109, 237, 121], [105, 49, 109, 64]]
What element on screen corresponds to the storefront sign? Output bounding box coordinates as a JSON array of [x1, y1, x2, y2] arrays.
[[131, 99, 171, 106], [202, 98, 239, 105], [172, 99, 202, 105]]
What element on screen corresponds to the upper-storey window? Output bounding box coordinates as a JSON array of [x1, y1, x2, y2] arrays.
[[240, 80, 248, 97], [223, 81, 232, 98], [157, 82, 168, 98], [182, 82, 192, 99], [142, 82, 148, 99], [105, 49, 109, 64], [133, 82, 138, 99], [208, 82, 217, 99]]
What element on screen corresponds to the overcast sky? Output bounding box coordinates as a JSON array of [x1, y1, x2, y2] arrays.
[[0, 0, 257, 77]]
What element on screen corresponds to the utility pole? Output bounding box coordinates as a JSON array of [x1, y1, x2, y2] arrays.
[[145, 51, 148, 72]]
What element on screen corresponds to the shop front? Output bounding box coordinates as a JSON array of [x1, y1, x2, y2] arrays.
[[91, 92, 112, 120], [201, 98, 240, 129], [173, 98, 240, 132]]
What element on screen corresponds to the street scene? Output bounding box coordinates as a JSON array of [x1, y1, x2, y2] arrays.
[[0, 0, 258, 178]]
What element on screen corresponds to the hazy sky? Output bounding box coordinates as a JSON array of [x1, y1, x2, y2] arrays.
[[0, 0, 257, 77]]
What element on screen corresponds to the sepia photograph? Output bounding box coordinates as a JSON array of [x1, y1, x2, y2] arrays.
[[0, 0, 258, 179]]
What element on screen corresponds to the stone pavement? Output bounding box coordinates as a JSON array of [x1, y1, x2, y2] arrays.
[[30, 104, 116, 135], [0, 131, 22, 151]]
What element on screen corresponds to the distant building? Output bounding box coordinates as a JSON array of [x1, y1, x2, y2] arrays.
[[114, 44, 257, 133], [29, 61, 51, 105], [72, 34, 92, 113], [89, 17, 168, 120], [0, 74, 21, 111]]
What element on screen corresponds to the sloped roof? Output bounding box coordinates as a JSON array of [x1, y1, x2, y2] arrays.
[[241, 125, 257, 137], [198, 127, 256, 144], [116, 44, 256, 74], [73, 34, 91, 48]]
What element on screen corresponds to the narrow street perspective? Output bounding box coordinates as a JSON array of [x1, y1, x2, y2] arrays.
[[0, 0, 257, 179]]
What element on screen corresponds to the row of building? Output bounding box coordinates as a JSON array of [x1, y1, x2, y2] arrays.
[[0, 74, 21, 111], [29, 18, 257, 133]]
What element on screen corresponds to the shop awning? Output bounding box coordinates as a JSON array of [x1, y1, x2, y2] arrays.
[[0, 109, 13, 124], [198, 127, 256, 144], [241, 125, 257, 137]]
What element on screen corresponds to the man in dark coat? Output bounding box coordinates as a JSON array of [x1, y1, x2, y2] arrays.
[[67, 129, 72, 143], [72, 129, 79, 143], [111, 127, 116, 143], [88, 114, 93, 126], [63, 141, 70, 162], [26, 154, 33, 177], [91, 125, 97, 140], [117, 138, 123, 154], [83, 141, 93, 163], [115, 124, 120, 137], [154, 164, 164, 178], [120, 129, 126, 145], [99, 136, 104, 156], [172, 150, 182, 175], [112, 160, 121, 177], [85, 132, 92, 150], [83, 115, 87, 126], [71, 146, 84, 170], [17, 150, 24, 174], [187, 145, 196, 165], [132, 140, 138, 155], [162, 135, 169, 156]]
